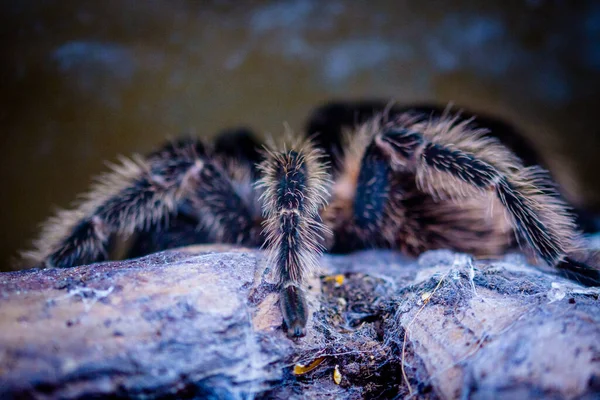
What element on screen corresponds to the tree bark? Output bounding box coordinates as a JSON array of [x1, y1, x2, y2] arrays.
[[1, 245, 599, 399]]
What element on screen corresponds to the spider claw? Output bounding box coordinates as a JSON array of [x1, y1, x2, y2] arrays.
[[559, 257, 600, 287], [289, 324, 306, 338], [280, 285, 308, 338]]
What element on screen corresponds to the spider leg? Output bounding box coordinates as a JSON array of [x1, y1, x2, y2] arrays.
[[375, 117, 600, 285], [26, 140, 255, 268], [127, 212, 211, 258], [556, 250, 600, 287], [186, 160, 256, 245], [258, 140, 330, 337], [327, 120, 510, 256], [328, 140, 396, 252], [308, 101, 598, 234]]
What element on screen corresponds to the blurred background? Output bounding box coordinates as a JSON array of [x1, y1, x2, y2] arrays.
[[1, 0, 599, 271]]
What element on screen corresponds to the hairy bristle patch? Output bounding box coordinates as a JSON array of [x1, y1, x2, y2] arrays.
[[188, 161, 256, 245], [496, 167, 579, 264], [351, 142, 394, 246], [323, 116, 382, 232], [408, 112, 523, 173], [257, 138, 331, 284], [23, 140, 212, 268], [22, 155, 152, 266], [371, 113, 583, 269]]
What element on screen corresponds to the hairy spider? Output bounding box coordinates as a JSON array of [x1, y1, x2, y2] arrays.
[[25, 102, 600, 338]]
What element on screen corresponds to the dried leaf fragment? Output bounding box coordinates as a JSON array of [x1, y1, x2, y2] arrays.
[[293, 356, 326, 375], [323, 274, 345, 287], [333, 364, 342, 385]]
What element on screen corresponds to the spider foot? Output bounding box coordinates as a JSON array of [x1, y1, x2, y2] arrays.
[[280, 284, 308, 338], [559, 254, 600, 286]]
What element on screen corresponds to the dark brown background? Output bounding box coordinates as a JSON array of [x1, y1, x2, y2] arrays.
[[1, 1, 599, 271]]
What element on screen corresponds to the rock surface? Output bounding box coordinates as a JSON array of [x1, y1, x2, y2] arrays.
[[0, 245, 599, 399]]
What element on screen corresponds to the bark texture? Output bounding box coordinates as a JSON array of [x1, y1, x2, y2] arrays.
[[0, 245, 599, 399]]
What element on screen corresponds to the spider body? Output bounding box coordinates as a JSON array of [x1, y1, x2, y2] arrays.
[[26, 102, 600, 338]]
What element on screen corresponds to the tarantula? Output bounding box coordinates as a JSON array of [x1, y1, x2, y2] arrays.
[[25, 101, 600, 338]]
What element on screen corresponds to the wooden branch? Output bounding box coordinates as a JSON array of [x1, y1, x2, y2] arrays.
[[1, 246, 599, 399]]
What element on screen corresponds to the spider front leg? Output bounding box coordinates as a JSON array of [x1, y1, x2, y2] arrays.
[[258, 141, 330, 337], [26, 140, 255, 268], [375, 118, 600, 286]]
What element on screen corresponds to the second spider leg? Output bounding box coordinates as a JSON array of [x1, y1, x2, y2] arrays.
[[258, 141, 330, 337], [186, 160, 258, 245], [375, 119, 600, 285], [28, 140, 256, 269], [327, 141, 398, 251]]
